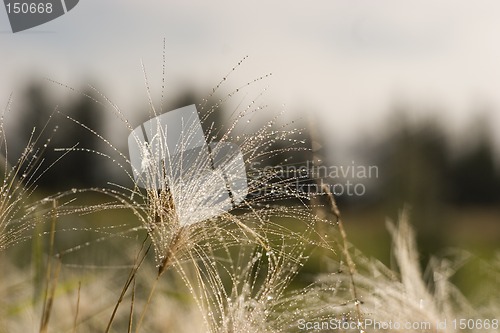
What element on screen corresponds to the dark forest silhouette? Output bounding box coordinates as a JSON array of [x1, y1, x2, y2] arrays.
[[11, 82, 500, 210]]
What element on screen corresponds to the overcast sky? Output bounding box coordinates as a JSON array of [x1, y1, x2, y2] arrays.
[[2, 0, 500, 160]]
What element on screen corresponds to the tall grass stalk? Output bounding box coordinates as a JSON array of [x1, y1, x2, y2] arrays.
[[105, 236, 151, 333], [72, 281, 81, 333], [322, 184, 363, 321], [48, 50, 319, 330], [39, 200, 60, 333]]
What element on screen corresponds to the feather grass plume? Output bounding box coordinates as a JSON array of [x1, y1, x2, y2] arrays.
[[48, 49, 327, 331], [314, 209, 500, 333]]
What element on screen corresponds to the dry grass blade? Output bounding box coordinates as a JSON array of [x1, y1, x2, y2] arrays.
[[72, 281, 81, 333], [39, 200, 59, 333], [128, 277, 136, 333], [134, 276, 159, 333], [39, 260, 61, 333], [105, 236, 151, 333], [322, 184, 363, 322]]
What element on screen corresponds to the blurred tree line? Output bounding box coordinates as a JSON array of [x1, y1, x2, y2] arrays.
[[375, 115, 500, 209], [353, 110, 500, 258], [10, 82, 105, 190], [11, 82, 500, 211]]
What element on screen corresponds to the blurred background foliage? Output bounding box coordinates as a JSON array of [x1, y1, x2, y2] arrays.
[[7, 80, 500, 293]]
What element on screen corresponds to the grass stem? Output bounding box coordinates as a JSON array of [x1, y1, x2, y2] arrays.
[[322, 184, 363, 322], [39, 200, 59, 333], [72, 281, 81, 333], [105, 236, 150, 333], [134, 275, 159, 333]]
